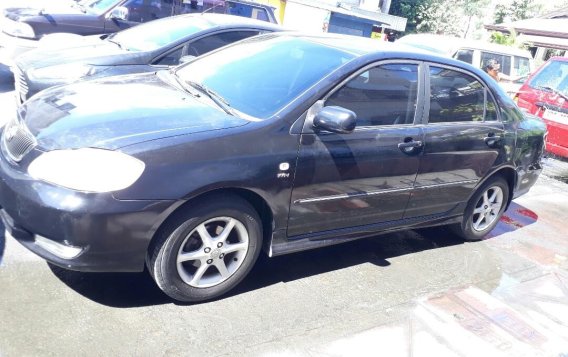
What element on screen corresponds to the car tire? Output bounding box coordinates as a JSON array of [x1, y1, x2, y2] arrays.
[[450, 176, 509, 241], [147, 195, 262, 302]]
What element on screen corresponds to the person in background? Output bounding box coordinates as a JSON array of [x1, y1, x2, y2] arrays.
[[484, 59, 501, 82]]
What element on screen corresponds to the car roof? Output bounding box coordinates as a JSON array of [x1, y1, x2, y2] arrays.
[[398, 34, 533, 58], [267, 32, 471, 62], [171, 13, 282, 31], [248, 32, 500, 86]]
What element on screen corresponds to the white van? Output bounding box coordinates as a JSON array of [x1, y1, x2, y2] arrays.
[[397, 34, 534, 93]]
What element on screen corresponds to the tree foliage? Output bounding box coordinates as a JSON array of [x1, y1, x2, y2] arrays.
[[493, 0, 541, 24], [489, 31, 516, 46], [389, 0, 426, 34], [390, 0, 489, 37]]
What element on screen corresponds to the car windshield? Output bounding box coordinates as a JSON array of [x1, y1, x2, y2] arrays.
[[529, 59, 568, 97], [111, 16, 210, 52], [86, 0, 119, 15], [175, 35, 356, 119]]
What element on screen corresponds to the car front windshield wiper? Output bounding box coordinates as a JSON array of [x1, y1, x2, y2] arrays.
[[185, 80, 236, 116], [107, 38, 125, 50], [169, 70, 201, 98], [537, 85, 568, 101]]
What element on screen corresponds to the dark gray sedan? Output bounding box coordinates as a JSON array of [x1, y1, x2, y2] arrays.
[[13, 13, 281, 102], [0, 33, 546, 303]]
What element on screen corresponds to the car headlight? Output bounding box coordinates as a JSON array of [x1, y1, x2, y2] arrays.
[[28, 148, 145, 193], [28, 64, 104, 81], [2, 19, 35, 39]]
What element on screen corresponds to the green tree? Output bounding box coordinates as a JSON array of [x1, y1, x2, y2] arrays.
[[493, 0, 542, 24], [462, 0, 490, 37], [390, 0, 429, 34], [489, 31, 516, 45], [415, 0, 489, 37]]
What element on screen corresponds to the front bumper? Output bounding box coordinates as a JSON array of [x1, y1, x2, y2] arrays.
[[0, 31, 38, 67], [0, 148, 175, 272]]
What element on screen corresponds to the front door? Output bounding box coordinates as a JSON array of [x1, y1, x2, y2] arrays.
[[288, 62, 424, 237], [405, 64, 506, 218], [105, 0, 174, 32]]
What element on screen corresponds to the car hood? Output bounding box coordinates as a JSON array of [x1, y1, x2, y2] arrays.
[[20, 72, 250, 151], [17, 41, 141, 69], [4, 5, 83, 20]]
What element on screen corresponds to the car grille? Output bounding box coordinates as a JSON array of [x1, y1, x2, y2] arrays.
[[1, 118, 37, 163], [13, 66, 28, 103]]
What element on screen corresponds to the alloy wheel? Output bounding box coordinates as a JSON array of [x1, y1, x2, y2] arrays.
[[471, 186, 504, 232], [176, 217, 249, 288]]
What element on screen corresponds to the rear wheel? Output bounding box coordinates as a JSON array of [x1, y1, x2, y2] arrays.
[[451, 176, 509, 241], [147, 195, 262, 302]]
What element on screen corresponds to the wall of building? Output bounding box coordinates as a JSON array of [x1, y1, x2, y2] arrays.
[[282, 2, 330, 33]]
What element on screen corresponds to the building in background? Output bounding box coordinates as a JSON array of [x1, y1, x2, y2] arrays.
[[485, 6, 568, 62], [280, 0, 406, 39]]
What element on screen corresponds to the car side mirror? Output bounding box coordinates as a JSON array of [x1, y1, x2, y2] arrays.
[[107, 6, 129, 21], [313, 106, 356, 134], [179, 55, 196, 65]]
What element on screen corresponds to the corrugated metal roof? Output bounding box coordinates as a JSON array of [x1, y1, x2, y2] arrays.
[[518, 34, 568, 51], [540, 6, 568, 19], [485, 18, 568, 39]]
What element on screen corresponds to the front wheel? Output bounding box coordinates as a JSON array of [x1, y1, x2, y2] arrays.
[[451, 177, 509, 241], [147, 195, 262, 302]]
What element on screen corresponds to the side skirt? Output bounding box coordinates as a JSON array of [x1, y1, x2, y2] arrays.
[[267, 213, 463, 257]]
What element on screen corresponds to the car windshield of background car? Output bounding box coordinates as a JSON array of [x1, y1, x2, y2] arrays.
[[176, 35, 356, 119], [87, 0, 119, 15], [529, 60, 568, 96], [111, 16, 210, 51]]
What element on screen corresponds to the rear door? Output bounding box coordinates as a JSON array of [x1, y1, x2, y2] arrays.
[[404, 64, 505, 218]]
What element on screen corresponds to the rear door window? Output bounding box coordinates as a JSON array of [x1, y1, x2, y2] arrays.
[[428, 66, 495, 123]]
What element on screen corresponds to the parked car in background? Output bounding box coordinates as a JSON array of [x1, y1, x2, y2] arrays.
[[515, 56, 568, 158], [0, 33, 545, 302], [397, 34, 534, 96], [0, 0, 80, 11], [13, 14, 282, 103], [0, 0, 277, 65]]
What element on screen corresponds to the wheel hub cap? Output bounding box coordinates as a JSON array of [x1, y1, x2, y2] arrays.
[[210, 248, 221, 260]]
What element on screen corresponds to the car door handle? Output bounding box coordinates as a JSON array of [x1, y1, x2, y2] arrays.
[[484, 135, 502, 147], [398, 140, 423, 154]]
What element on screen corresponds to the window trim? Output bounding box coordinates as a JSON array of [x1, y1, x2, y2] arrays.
[[150, 28, 264, 65], [151, 43, 188, 67], [319, 59, 426, 130], [423, 62, 502, 126]]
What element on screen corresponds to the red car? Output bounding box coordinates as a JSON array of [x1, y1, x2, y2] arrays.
[[515, 56, 568, 158]]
